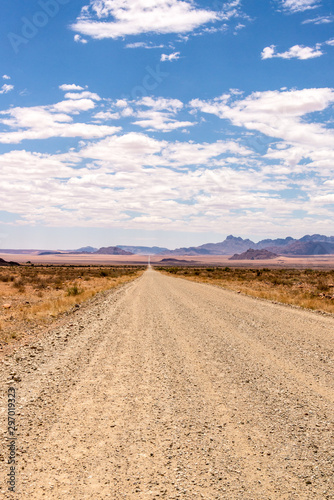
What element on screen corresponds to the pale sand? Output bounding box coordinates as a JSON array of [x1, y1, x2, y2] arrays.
[[1, 252, 334, 269]]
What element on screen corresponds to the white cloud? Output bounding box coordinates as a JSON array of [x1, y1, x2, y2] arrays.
[[52, 98, 96, 114], [59, 84, 85, 91], [326, 38, 334, 46], [74, 34, 88, 44], [161, 52, 180, 62], [261, 44, 323, 60], [115, 99, 128, 108], [280, 0, 320, 13], [64, 91, 101, 101], [0, 84, 14, 94], [113, 95, 192, 132], [2, 75, 11, 80], [133, 110, 194, 132], [71, 0, 223, 40], [1, 87, 333, 234], [0, 150, 76, 181], [92, 95, 191, 132], [74, 133, 253, 178], [78, 132, 166, 171], [0, 125, 333, 234], [125, 42, 165, 49], [0, 100, 120, 144], [261, 46, 276, 59], [162, 140, 252, 167], [93, 111, 121, 121], [2, 138, 324, 233], [234, 22, 245, 33], [190, 88, 334, 148], [137, 96, 183, 112], [302, 15, 334, 24], [265, 144, 334, 176], [120, 106, 134, 117]]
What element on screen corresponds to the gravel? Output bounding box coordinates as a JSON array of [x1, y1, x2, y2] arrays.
[[0, 268, 333, 499]]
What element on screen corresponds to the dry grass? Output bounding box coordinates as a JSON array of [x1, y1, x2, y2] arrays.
[[0, 265, 145, 345], [157, 266, 334, 314]]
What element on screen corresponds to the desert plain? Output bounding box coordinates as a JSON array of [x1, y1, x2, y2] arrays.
[[0, 257, 333, 499], [2, 252, 334, 269]]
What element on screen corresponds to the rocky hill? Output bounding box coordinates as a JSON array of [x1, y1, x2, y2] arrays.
[[94, 247, 133, 255], [159, 258, 197, 264], [76, 246, 98, 253], [272, 241, 334, 256], [0, 258, 20, 266], [229, 249, 278, 260], [117, 245, 169, 255]]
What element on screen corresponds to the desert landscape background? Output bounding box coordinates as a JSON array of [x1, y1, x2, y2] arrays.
[[1, 232, 334, 349], [2, 0, 334, 497]]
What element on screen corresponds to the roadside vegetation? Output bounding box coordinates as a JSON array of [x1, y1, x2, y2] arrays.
[[0, 265, 144, 346], [157, 266, 334, 314]]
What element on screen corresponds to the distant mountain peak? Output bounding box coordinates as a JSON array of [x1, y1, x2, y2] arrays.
[[226, 235, 243, 241], [76, 246, 98, 253], [230, 249, 278, 260], [94, 246, 133, 255], [117, 245, 169, 255]]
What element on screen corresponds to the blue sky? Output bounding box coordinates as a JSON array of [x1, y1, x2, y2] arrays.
[[0, 0, 333, 249]]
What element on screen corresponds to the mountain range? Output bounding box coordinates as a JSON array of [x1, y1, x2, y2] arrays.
[[161, 234, 334, 256], [117, 245, 169, 255], [73, 234, 334, 256], [1, 234, 334, 257]]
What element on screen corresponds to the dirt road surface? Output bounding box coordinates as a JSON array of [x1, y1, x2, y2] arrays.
[[1, 269, 334, 499]]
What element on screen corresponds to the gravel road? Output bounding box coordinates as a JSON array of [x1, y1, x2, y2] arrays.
[[1, 268, 333, 499]]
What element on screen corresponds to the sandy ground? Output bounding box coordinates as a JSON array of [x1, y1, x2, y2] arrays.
[[1, 269, 333, 499], [2, 252, 334, 269]]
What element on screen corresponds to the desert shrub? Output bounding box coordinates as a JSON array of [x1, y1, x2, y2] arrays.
[[35, 278, 47, 289], [12, 279, 26, 293], [317, 279, 329, 292], [167, 267, 179, 274], [67, 284, 82, 296], [13, 278, 25, 288], [53, 280, 63, 290]]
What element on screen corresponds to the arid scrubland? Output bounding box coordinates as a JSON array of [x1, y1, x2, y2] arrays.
[[0, 265, 144, 345], [157, 266, 334, 314]]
